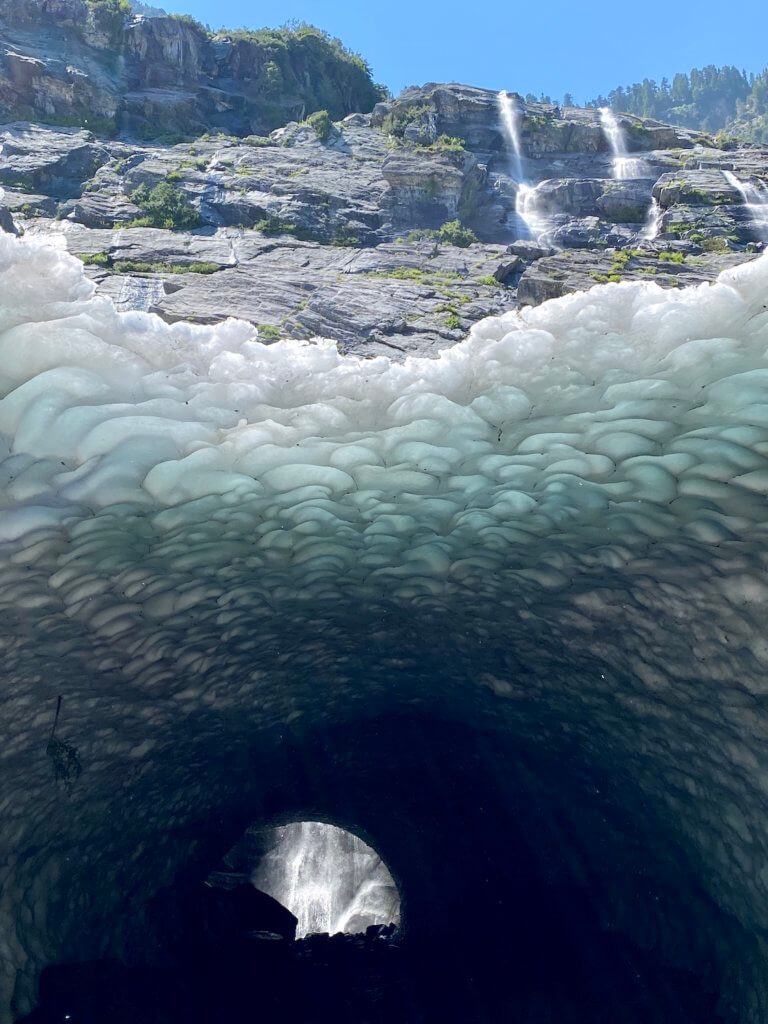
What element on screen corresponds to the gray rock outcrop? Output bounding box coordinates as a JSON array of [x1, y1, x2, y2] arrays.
[[0, 0, 385, 137], [1, 72, 766, 358]]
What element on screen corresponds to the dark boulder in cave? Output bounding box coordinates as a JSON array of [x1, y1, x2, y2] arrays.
[[200, 879, 298, 944]]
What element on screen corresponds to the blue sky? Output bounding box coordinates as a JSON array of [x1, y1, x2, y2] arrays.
[[162, 0, 768, 103]]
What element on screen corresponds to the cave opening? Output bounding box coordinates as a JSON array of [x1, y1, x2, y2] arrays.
[[19, 702, 739, 1023], [213, 819, 401, 939], [112, 707, 738, 1024]]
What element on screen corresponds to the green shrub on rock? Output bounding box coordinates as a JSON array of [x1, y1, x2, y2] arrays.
[[381, 103, 432, 139], [306, 110, 332, 140], [85, 0, 131, 13], [700, 236, 731, 253], [168, 12, 210, 33], [244, 135, 276, 148], [437, 220, 478, 248], [80, 252, 111, 268], [112, 260, 220, 275], [425, 135, 466, 154], [76, 253, 220, 274], [129, 181, 201, 230], [84, 0, 131, 38]]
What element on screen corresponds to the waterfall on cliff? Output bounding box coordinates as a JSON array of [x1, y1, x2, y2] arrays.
[[497, 91, 525, 183], [515, 183, 555, 245], [723, 170, 768, 241], [252, 822, 400, 938], [599, 107, 647, 179], [642, 198, 663, 240], [497, 91, 553, 244]]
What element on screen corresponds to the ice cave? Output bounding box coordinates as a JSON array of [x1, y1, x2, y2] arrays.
[[3, 231, 768, 1021]]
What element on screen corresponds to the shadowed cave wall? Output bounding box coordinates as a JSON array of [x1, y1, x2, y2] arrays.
[[2, 236, 768, 1019]]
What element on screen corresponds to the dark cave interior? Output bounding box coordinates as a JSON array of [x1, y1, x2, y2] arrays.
[[18, 711, 738, 1023]]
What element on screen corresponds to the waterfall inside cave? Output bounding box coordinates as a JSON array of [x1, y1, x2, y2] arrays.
[[251, 822, 400, 938]]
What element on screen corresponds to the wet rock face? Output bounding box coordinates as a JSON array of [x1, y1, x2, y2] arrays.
[[596, 179, 653, 222], [381, 146, 482, 230], [4, 95, 766, 358], [123, 16, 212, 89], [0, 0, 124, 126], [515, 246, 756, 305], [522, 177, 605, 217]]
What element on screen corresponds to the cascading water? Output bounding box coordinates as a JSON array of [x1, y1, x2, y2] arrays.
[[516, 183, 556, 245], [497, 90, 525, 183], [641, 198, 663, 240], [599, 107, 647, 180], [252, 822, 400, 938], [497, 91, 553, 244], [723, 169, 768, 242]]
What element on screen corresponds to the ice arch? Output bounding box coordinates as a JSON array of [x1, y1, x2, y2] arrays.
[[1, 234, 768, 1019]]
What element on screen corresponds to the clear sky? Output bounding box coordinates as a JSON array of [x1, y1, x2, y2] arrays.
[[161, 0, 768, 104]]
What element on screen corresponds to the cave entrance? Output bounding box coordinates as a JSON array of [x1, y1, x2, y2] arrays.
[[211, 820, 401, 939]]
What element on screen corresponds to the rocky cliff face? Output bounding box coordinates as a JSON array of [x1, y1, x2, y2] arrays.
[[372, 83, 705, 158], [0, 0, 383, 137], [0, 27, 767, 358]]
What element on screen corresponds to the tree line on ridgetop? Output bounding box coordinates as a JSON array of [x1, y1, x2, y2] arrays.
[[517, 66, 765, 142]]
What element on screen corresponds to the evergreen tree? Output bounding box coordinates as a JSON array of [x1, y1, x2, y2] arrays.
[[588, 64, 768, 141]]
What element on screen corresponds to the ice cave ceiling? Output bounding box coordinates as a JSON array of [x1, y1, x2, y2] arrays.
[[3, 234, 768, 1020]]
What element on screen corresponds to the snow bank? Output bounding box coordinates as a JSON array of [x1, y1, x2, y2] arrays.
[[2, 235, 768, 592]]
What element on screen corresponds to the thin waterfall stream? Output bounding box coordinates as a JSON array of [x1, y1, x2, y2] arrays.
[[641, 198, 663, 240], [497, 90, 525, 183], [497, 90, 555, 244], [723, 169, 768, 241], [599, 107, 647, 180]]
